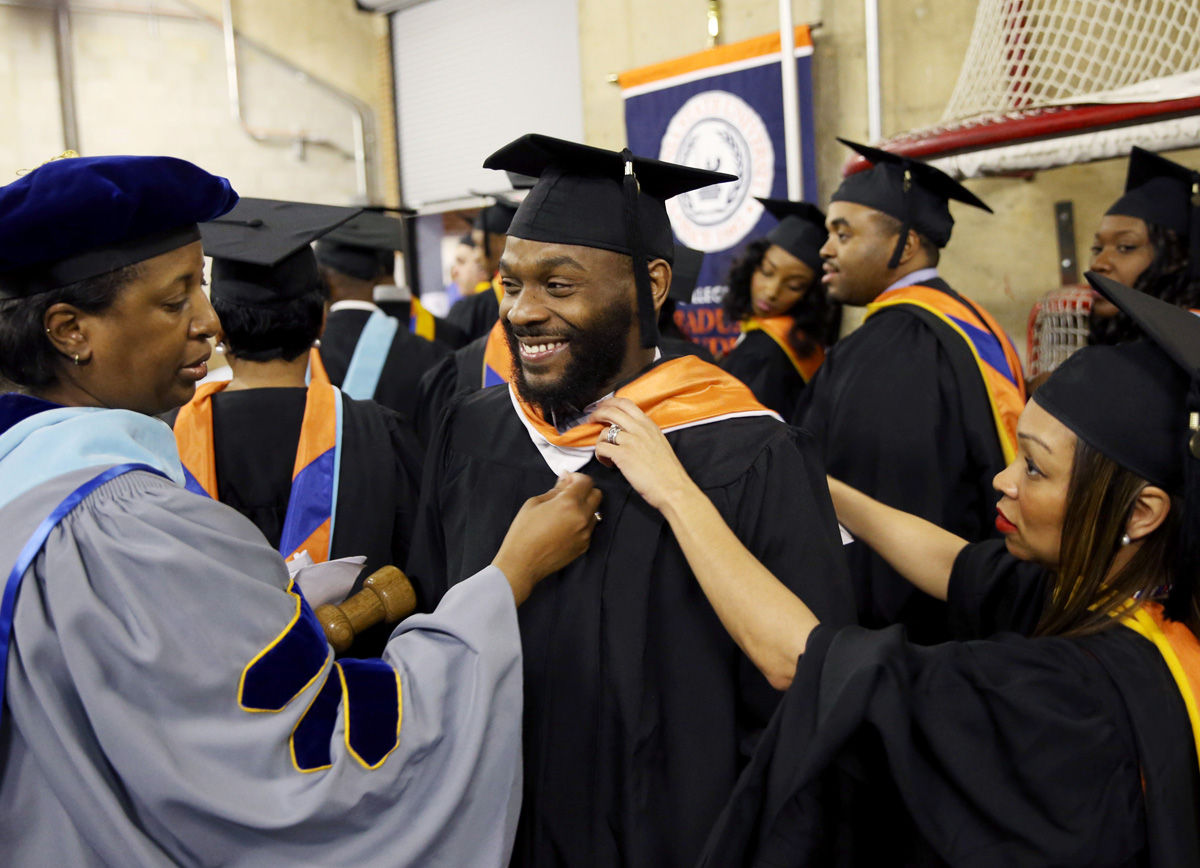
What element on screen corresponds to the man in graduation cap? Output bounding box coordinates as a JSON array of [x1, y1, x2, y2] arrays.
[[315, 209, 457, 419], [412, 239, 715, 448], [445, 195, 520, 341], [792, 139, 1026, 644], [317, 208, 468, 348], [446, 232, 490, 305], [407, 134, 855, 868], [171, 198, 424, 597]]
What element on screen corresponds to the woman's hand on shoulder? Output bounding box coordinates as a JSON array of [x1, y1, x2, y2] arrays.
[[590, 397, 698, 513], [492, 472, 602, 605]]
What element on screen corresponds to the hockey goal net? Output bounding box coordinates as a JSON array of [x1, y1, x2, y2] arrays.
[[1026, 285, 1094, 379], [853, 0, 1200, 179]]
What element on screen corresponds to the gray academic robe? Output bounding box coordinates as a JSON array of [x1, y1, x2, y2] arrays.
[[0, 464, 523, 867]]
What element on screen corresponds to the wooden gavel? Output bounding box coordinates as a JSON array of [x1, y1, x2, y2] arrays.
[[315, 565, 418, 654]]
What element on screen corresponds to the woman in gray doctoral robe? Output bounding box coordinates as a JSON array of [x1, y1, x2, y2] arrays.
[[0, 155, 601, 867]]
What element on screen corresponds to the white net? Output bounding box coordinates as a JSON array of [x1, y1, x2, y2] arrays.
[[1026, 285, 1094, 378], [944, 0, 1200, 124]]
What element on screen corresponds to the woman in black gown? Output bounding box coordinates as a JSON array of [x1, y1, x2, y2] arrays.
[[720, 197, 840, 418], [592, 272, 1200, 867]]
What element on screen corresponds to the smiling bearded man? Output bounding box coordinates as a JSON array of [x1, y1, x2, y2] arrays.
[[502, 253, 633, 424], [407, 134, 855, 868]]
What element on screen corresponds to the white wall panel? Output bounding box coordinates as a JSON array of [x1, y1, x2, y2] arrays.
[[392, 0, 584, 207]]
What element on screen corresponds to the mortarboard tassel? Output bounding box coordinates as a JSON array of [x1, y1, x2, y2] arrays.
[[887, 166, 914, 269], [621, 148, 659, 349]]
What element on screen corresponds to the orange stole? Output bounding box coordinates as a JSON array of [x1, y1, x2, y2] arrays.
[[481, 320, 515, 388], [865, 284, 1026, 463], [741, 316, 825, 382], [511, 354, 781, 449], [174, 349, 340, 562], [1120, 603, 1200, 772]]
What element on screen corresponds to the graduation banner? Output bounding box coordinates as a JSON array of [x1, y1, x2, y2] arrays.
[[620, 26, 817, 357]]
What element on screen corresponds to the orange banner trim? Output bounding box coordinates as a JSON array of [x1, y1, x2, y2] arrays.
[[618, 26, 812, 92]]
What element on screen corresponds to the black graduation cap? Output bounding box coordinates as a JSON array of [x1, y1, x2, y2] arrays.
[[669, 243, 704, 303], [474, 200, 520, 235], [1106, 146, 1200, 280], [200, 198, 361, 305], [468, 191, 524, 280], [313, 209, 405, 282], [482, 133, 736, 348], [1036, 270, 1200, 620], [756, 197, 827, 273], [832, 138, 992, 268]]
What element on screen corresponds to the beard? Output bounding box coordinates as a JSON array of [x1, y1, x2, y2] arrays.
[[504, 302, 634, 423]]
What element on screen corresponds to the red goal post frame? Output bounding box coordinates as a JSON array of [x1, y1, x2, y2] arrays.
[[844, 96, 1200, 178]]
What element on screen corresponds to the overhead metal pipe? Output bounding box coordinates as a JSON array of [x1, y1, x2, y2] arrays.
[[217, 0, 372, 198], [52, 0, 80, 153], [865, 0, 882, 142], [1, 0, 378, 200], [778, 0, 803, 199]]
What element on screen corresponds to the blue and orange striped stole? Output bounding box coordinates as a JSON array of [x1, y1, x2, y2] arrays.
[[480, 320, 515, 388], [741, 315, 826, 382], [866, 284, 1026, 463], [174, 349, 344, 563], [408, 296, 436, 342]]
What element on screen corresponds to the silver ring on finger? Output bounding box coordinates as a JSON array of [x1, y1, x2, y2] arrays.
[[605, 424, 622, 446]]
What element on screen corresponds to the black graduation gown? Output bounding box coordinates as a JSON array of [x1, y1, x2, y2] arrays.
[[792, 279, 1006, 644], [699, 539, 1200, 868], [661, 334, 717, 364], [445, 288, 500, 342], [407, 377, 856, 868], [412, 334, 486, 448], [374, 298, 470, 349], [320, 307, 450, 420], [209, 388, 423, 574], [722, 330, 806, 419]]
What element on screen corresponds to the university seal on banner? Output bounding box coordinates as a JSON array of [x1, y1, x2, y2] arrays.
[[660, 90, 774, 252]]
